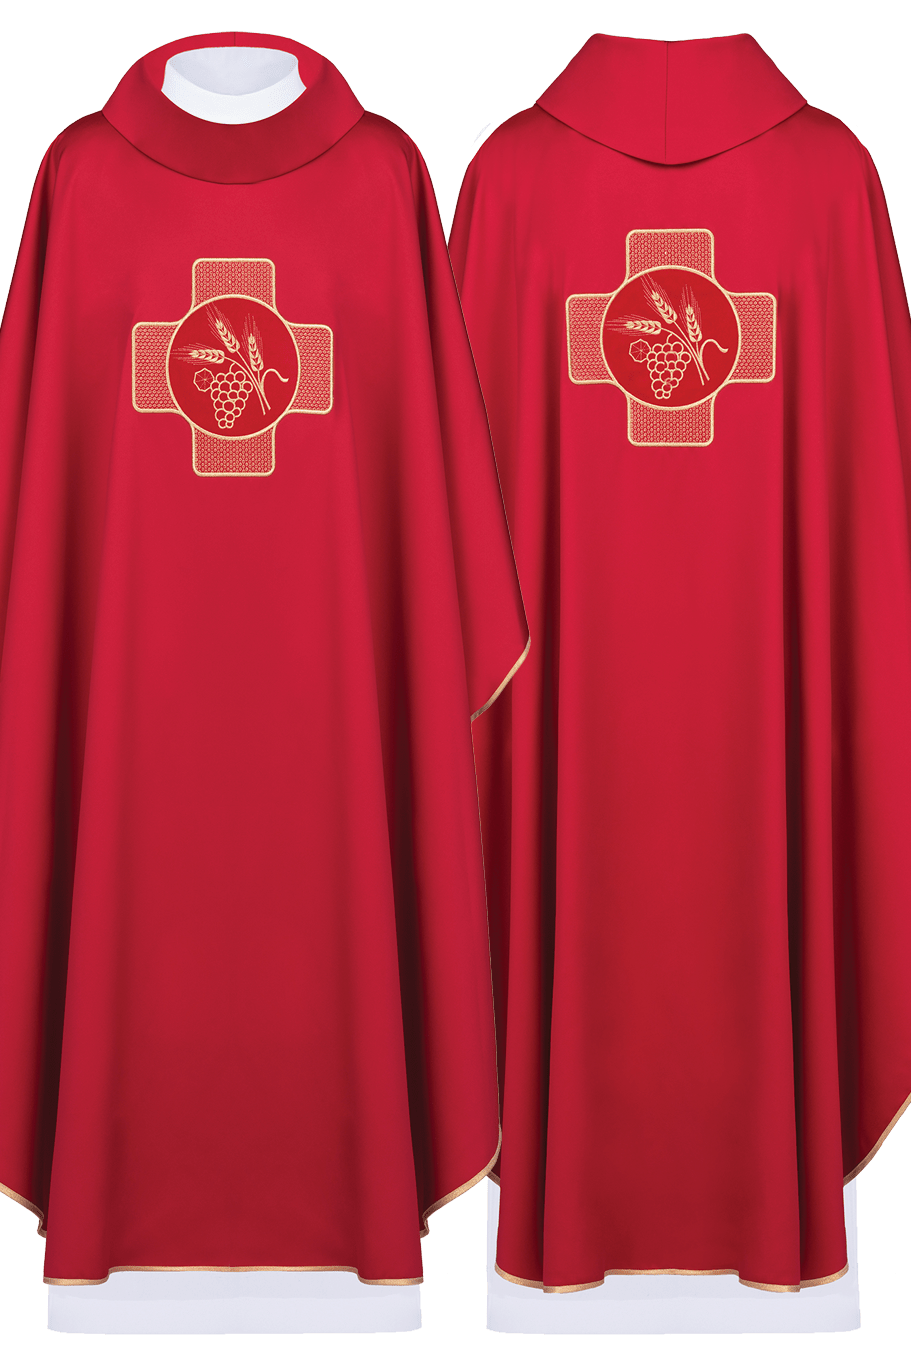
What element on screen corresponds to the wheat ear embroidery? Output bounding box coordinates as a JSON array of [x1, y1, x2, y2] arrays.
[[200, 306, 274, 413], [246, 315, 265, 376], [646, 279, 679, 328], [208, 306, 241, 354], [606, 317, 663, 335], [173, 305, 292, 426], [603, 275, 729, 393], [244, 313, 289, 405], [205, 305, 285, 414], [684, 288, 703, 348], [681, 283, 729, 375], [176, 346, 227, 364]]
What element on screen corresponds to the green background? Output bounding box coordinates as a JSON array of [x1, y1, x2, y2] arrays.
[[0, 0, 902, 1361]]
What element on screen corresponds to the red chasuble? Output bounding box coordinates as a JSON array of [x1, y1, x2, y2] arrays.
[[450, 33, 911, 1293], [0, 32, 527, 1286]]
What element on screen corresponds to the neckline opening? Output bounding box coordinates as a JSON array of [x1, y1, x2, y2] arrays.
[[162, 46, 306, 125]]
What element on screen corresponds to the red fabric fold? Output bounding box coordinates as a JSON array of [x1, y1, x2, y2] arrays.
[[0, 54, 525, 1285], [451, 45, 911, 1291]]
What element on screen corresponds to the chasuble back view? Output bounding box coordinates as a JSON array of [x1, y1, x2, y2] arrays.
[[0, 31, 528, 1288], [451, 33, 911, 1293]]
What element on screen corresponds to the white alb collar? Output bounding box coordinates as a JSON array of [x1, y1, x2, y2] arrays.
[[162, 46, 306, 124]]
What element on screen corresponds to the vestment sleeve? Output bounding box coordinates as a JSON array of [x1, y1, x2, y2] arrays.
[[810, 146, 911, 1185], [411, 150, 527, 716], [0, 144, 62, 1227]]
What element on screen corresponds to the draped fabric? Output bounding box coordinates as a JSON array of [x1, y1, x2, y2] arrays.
[[0, 32, 527, 1287], [450, 33, 911, 1292]]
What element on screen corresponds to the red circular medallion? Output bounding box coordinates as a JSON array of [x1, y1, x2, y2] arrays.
[[601, 268, 740, 409], [167, 297, 299, 438]]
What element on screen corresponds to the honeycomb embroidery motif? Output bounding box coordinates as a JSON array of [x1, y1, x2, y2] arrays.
[[132, 258, 333, 476], [566, 230, 776, 447]]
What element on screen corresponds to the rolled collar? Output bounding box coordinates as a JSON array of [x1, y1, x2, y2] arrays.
[[103, 32, 364, 183], [537, 34, 805, 165]]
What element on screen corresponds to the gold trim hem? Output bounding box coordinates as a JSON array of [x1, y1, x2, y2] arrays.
[[39, 1132, 503, 1285], [843, 1090, 911, 1184], [793, 1264, 850, 1290], [470, 637, 530, 723], [420, 1127, 502, 1235], [494, 1259, 849, 1296], [45, 1264, 422, 1289], [0, 1180, 46, 1236]]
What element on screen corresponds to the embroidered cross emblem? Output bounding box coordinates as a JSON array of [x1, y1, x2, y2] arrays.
[[566, 230, 775, 446], [132, 257, 333, 476]]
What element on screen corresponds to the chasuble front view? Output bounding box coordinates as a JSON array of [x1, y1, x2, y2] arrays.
[[451, 33, 911, 1293], [0, 31, 528, 1288]]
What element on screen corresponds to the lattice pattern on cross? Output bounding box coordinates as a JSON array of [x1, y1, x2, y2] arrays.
[[566, 229, 776, 447], [132, 258, 333, 476]]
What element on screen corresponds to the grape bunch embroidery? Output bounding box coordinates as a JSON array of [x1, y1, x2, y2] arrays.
[[174, 306, 289, 431], [604, 276, 729, 401]]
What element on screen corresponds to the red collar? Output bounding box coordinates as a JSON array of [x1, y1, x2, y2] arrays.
[[103, 32, 364, 183], [537, 34, 805, 165]]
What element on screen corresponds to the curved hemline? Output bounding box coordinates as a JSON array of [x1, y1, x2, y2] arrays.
[[470, 636, 530, 722], [420, 1127, 502, 1236], [45, 1265, 422, 1288], [494, 1260, 849, 1295], [843, 1090, 911, 1184], [0, 1180, 46, 1236], [42, 1129, 504, 1285], [798, 1264, 851, 1290], [7, 1134, 502, 1286]]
